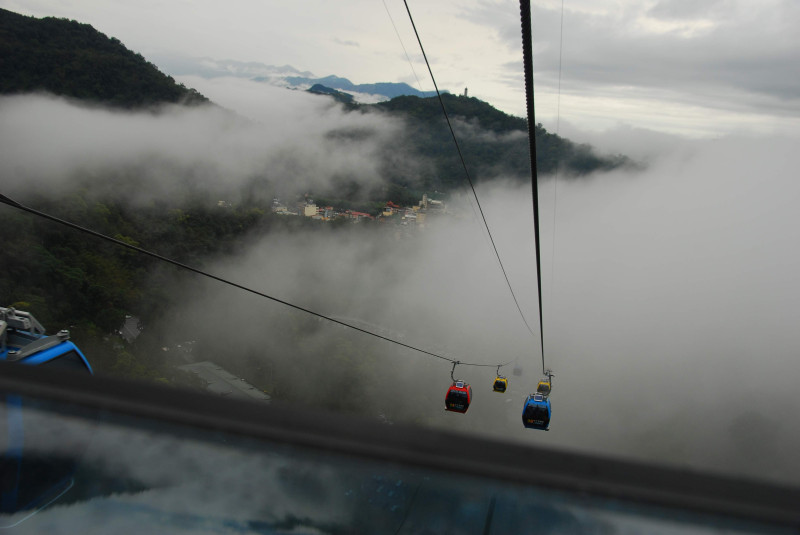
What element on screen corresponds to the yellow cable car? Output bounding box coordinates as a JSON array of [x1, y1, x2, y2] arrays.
[[492, 366, 508, 393], [492, 376, 508, 393], [536, 372, 552, 397]]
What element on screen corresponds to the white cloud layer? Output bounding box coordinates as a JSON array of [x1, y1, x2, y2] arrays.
[[146, 125, 800, 485], [0, 90, 404, 202]]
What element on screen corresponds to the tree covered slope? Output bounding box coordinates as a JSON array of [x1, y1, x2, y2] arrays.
[[0, 8, 208, 108]]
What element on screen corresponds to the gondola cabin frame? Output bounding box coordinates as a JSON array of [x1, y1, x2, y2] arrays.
[[445, 380, 472, 414]]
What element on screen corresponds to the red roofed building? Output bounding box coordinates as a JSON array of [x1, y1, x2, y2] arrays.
[[383, 201, 403, 216], [345, 210, 374, 222]]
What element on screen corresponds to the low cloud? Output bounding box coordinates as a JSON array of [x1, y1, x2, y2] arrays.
[[0, 86, 406, 204], [157, 130, 800, 486]]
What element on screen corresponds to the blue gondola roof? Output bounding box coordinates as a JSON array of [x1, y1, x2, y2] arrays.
[[1, 307, 93, 374]]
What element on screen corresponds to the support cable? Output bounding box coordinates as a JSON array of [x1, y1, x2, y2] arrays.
[[382, 0, 426, 94], [548, 0, 565, 336], [519, 0, 547, 374], [0, 193, 509, 369], [402, 0, 537, 340]]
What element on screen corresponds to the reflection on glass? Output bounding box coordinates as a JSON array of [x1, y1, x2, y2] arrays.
[[1, 387, 793, 535]]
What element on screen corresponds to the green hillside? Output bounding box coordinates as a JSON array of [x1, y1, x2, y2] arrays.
[[0, 8, 208, 108], [369, 93, 634, 187]]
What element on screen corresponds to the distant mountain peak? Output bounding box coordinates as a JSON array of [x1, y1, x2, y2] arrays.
[[145, 55, 441, 102], [284, 75, 440, 100], [307, 84, 354, 105]]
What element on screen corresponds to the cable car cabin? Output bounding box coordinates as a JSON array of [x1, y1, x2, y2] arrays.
[[445, 381, 472, 413], [0, 307, 93, 375], [492, 376, 508, 393], [522, 393, 551, 430], [1, 307, 92, 521], [536, 378, 551, 397]]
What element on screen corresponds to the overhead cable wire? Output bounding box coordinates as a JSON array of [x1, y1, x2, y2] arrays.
[[382, 1, 489, 254], [547, 0, 565, 350], [402, 0, 537, 340], [0, 193, 508, 369], [382, 0, 426, 94], [519, 0, 546, 374]]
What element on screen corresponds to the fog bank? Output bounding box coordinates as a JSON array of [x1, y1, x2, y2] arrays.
[[0, 90, 407, 204], [160, 132, 800, 485]]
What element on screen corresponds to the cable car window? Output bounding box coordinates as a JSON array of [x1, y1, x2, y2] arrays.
[[523, 404, 548, 421], [37, 350, 91, 375], [447, 391, 467, 402]]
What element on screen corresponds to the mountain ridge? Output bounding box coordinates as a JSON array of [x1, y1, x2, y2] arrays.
[[0, 8, 208, 108], [286, 74, 440, 100], [147, 55, 437, 102]]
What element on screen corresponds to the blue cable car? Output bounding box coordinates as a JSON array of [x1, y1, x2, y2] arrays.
[[523, 371, 553, 430], [522, 393, 551, 430], [1, 306, 93, 374], [2, 306, 92, 522]]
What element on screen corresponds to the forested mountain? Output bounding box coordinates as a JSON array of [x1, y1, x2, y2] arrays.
[[0, 8, 208, 108], [367, 93, 634, 188], [308, 83, 355, 105]]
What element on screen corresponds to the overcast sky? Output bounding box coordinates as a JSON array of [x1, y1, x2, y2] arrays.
[[2, 0, 799, 139]]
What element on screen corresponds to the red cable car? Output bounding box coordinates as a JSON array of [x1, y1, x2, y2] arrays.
[[445, 380, 472, 413]]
